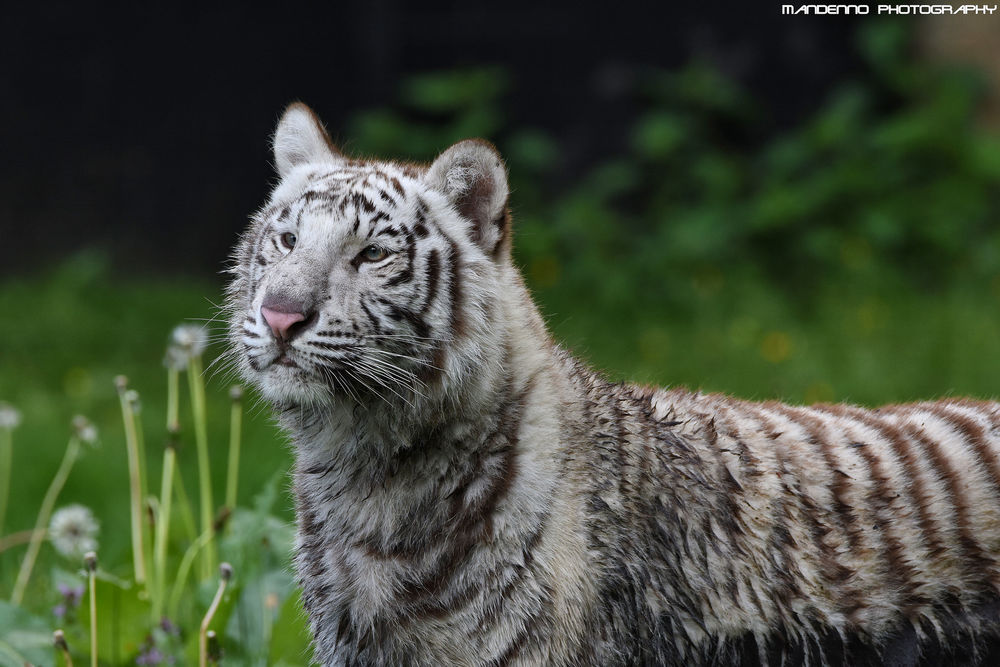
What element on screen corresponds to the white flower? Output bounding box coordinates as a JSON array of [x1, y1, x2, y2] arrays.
[[172, 324, 208, 356], [49, 504, 99, 559], [125, 389, 141, 415], [165, 324, 208, 368], [71, 415, 98, 445], [0, 402, 21, 430], [163, 344, 189, 370]]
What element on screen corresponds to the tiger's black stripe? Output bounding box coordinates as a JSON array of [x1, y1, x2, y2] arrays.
[[764, 403, 858, 620], [899, 417, 1000, 591], [743, 406, 811, 619], [844, 406, 948, 563], [925, 403, 1000, 502], [816, 404, 926, 616]]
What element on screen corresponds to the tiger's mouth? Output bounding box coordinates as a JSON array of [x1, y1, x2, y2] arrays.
[[273, 352, 299, 368], [244, 322, 431, 403], [246, 343, 308, 374], [260, 341, 354, 375]]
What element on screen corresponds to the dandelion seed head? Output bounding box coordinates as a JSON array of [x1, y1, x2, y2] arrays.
[[49, 504, 99, 559], [170, 324, 208, 359], [0, 402, 21, 430], [229, 385, 243, 401], [72, 415, 98, 445], [163, 344, 188, 370], [125, 389, 142, 414]]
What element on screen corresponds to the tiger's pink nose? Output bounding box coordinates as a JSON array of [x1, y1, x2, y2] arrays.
[[261, 306, 308, 342]]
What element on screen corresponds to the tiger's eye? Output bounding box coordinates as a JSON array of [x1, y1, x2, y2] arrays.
[[280, 232, 297, 249], [361, 245, 388, 262]]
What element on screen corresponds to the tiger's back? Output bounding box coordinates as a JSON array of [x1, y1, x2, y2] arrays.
[[569, 362, 1000, 664]]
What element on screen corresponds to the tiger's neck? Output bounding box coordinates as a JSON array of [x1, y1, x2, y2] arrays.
[[281, 276, 562, 661]]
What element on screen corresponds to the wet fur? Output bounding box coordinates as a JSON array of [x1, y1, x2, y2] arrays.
[[227, 104, 1000, 666]]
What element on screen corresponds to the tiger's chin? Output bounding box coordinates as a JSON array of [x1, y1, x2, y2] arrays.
[[252, 363, 335, 407]]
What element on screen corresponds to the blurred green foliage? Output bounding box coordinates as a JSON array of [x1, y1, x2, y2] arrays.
[[351, 21, 1000, 297]]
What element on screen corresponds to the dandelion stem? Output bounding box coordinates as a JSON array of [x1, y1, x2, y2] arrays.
[[116, 378, 147, 586], [85, 552, 97, 667], [133, 405, 149, 519], [152, 439, 176, 623], [224, 387, 243, 512], [10, 435, 80, 605], [200, 563, 232, 667], [133, 402, 156, 597], [187, 355, 216, 579], [0, 427, 11, 538], [166, 367, 180, 432]]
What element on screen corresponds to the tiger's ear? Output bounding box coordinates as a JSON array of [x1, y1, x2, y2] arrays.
[[425, 139, 511, 257], [272, 102, 341, 178]]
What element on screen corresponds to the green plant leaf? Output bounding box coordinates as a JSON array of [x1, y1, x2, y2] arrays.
[[0, 601, 55, 667], [269, 589, 312, 667], [76, 576, 149, 665]]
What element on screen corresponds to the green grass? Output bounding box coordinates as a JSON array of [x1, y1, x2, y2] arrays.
[[3, 252, 1000, 664]]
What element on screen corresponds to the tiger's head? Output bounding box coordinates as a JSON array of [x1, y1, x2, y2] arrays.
[[226, 103, 513, 410]]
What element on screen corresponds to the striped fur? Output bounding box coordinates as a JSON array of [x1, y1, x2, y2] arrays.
[[226, 103, 1000, 666]]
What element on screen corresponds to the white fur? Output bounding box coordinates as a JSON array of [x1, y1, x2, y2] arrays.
[[273, 103, 340, 178]]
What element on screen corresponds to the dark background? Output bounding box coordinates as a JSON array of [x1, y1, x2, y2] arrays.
[[1, 2, 863, 277]]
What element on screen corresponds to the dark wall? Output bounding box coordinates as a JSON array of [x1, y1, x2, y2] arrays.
[[1, 2, 861, 278]]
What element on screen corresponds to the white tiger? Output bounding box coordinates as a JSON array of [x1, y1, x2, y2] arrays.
[[226, 102, 1000, 666]]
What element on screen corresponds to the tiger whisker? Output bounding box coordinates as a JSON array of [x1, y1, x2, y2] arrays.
[[325, 368, 362, 407], [357, 353, 429, 387], [364, 348, 443, 372], [353, 355, 427, 396], [365, 333, 451, 344], [342, 367, 394, 409], [352, 361, 418, 409]]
